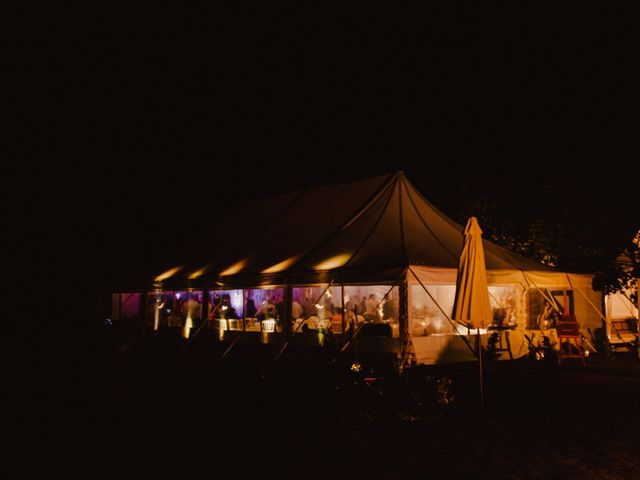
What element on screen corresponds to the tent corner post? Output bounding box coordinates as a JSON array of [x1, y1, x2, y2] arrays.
[[398, 271, 410, 370]]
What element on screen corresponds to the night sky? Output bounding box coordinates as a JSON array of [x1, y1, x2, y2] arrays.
[[7, 5, 637, 333]]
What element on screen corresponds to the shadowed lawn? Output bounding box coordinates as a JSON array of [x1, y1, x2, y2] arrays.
[[8, 335, 640, 479]]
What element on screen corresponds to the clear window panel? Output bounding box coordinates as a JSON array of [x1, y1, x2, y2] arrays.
[[145, 291, 204, 330], [607, 290, 638, 320], [210, 290, 243, 330], [409, 285, 460, 336], [343, 285, 399, 338], [488, 286, 518, 329], [172, 291, 204, 332], [526, 288, 574, 330], [244, 288, 284, 332], [409, 284, 521, 336], [291, 285, 343, 333]]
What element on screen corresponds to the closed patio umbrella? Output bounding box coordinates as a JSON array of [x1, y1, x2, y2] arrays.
[[452, 216, 493, 412]]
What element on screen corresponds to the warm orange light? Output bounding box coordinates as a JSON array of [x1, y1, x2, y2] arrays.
[[153, 288, 162, 331], [154, 266, 182, 282], [182, 317, 192, 339], [314, 253, 351, 271], [220, 260, 246, 276], [262, 255, 300, 274], [188, 268, 206, 280]]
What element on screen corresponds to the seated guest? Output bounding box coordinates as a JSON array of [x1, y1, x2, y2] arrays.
[[210, 294, 238, 320], [492, 307, 507, 327], [330, 308, 343, 333], [273, 294, 285, 325], [322, 298, 335, 319], [382, 297, 398, 321], [291, 299, 302, 319], [345, 295, 359, 314], [344, 310, 364, 337], [365, 293, 381, 322], [256, 297, 277, 321]]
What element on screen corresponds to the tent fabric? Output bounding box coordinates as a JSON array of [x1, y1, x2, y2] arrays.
[[163, 172, 556, 287], [413, 329, 563, 365], [409, 267, 595, 288], [410, 265, 601, 330]]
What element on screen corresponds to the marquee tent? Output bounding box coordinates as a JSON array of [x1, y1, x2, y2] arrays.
[[117, 172, 603, 364]]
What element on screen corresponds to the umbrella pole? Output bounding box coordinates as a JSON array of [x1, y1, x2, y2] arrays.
[[478, 329, 484, 414]]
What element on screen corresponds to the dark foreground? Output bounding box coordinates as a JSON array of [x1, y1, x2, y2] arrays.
[[8, 332, 640, 479]]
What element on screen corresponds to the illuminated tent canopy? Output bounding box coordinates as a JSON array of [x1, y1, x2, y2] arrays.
[[127, 171, 603, 365], [162, 171, 553, 287]]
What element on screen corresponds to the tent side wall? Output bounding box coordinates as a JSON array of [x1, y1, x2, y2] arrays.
[[605, 289, 639, 346], [408, 266, 603, 365]]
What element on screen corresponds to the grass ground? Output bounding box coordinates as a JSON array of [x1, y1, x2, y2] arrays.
[[7, 332, 640, 479]]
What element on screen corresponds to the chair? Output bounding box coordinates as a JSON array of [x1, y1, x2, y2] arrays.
[[245, 317, 258, 331], [556, 314, 585, 366], [608, 318, 639, 353], [332, 319, 343, 334], [318, 318, 331, 329], [261, 319, 276, 332], [305, 316, 320, 329], [228, 319, 242, 331]]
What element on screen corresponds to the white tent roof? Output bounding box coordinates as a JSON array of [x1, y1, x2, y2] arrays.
[[160, 172, 565, 287]]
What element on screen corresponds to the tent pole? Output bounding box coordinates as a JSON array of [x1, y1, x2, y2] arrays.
[[341, 285, 345, 344], [620, 290, 638, 317], [399, 272, 409, 368], [153, 288, 161, 332], [201, 287, 209, 331], [284, 281, 292, 337], [478, 329, 484, 414]]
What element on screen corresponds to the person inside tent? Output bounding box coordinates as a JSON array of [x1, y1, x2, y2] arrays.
[[382, 296, 398, 322], [365, 293, 381, 322], [256, 296, 277, 322], [245, 296, 257, 318]]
